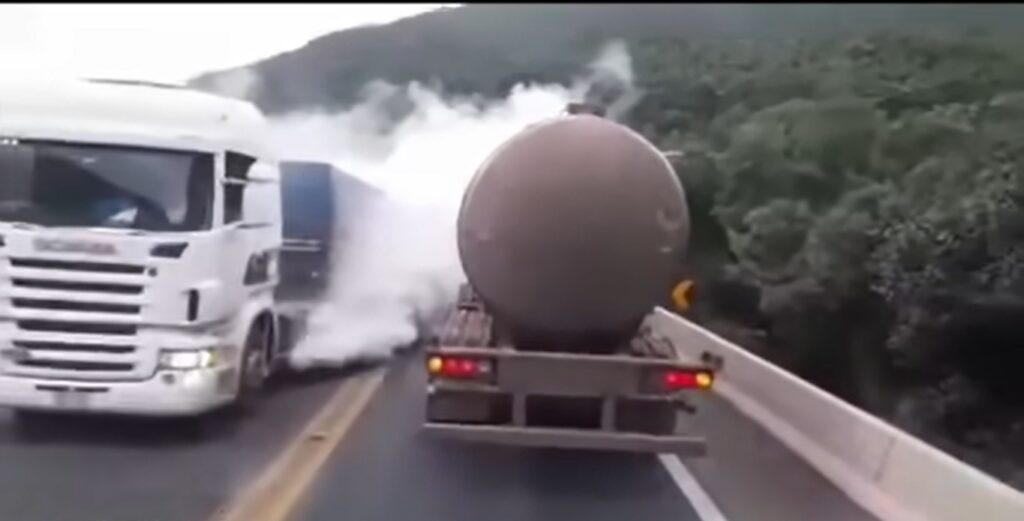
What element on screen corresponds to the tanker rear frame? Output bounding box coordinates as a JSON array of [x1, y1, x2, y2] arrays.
[[423, 284, 716, 454]]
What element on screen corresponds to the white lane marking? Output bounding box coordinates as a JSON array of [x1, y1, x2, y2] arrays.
[[659, 454, 730, 521]]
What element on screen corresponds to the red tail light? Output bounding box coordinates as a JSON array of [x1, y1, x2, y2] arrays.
[[663, 370, 714, 391], [443, 358, 461, 375], [427, 355, 493, 379]]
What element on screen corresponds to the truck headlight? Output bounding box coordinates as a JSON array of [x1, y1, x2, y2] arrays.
[[159, 348, 221, 370]]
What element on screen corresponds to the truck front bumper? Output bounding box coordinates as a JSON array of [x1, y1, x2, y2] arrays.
[[0, 368, 236, 417], [423, 422, 707, 454]]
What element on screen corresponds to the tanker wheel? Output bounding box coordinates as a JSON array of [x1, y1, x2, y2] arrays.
[[235, 318, 272, 411]]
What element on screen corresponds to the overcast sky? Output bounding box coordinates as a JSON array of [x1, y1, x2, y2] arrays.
[[0, 3, 449, 83]]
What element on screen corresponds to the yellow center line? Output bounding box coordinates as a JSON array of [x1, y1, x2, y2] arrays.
[[208, 368, 387, 521]]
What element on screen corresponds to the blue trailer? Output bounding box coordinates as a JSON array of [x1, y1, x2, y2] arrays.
[[274, 160, 383, 361]]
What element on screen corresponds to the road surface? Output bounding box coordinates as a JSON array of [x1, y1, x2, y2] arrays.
[[295, 352, 877, 521], [0, 350, 877, 521], [0, 368, 353, 521]]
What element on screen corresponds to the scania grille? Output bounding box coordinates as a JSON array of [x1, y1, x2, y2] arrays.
[[18, 359, 134, 372], [1, 256, 151, 381], [9, 258, 145, 274], [13, 340, 134, 354], [3, 331, 144, 381], [12, 298, 140, 314], [12, 279, 143, 295], [16, 320, 137, 335], [6, 339, 140, 377]]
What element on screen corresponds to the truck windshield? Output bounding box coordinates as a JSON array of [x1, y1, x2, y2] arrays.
[[0, 140, 214, 232]]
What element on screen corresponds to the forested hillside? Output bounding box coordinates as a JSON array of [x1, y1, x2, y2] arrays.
[[192, 4, 1024, 114], [644, 32, 1024, 488], [193, 4, 1024, 488]]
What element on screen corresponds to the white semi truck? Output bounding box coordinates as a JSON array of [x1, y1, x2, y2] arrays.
[[0, 77, 374, 418]]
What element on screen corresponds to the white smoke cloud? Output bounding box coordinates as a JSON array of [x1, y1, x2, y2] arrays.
[[289, 196, 462, 367], [585, 39, 643, 121], [589, 39, 634, 87], [268, 81, 576, 208], [205, 67, 262, 101], [260, 39, 638, 368], [275, 83, 572, 368]]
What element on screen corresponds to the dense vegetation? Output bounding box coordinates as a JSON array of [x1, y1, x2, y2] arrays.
[[194, 4, 1024, 488], [641, 33, 1024, 487]]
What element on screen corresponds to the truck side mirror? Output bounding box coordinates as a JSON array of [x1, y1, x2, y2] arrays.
[[245, 163, 277, 184], [238, 164, 281, 231], [222, 168, 275, 185]]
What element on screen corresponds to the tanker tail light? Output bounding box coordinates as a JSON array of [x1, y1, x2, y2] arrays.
[[427, 355, 494, 381], [661, 370, 714, 391]]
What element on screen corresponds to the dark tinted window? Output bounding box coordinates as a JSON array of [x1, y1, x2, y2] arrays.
[[0, 140, 213, 231]]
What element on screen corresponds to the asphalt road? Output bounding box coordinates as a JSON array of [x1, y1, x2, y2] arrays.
[[294, 352, 878, 521], [296, 353, 703, 521], [0, 368, 352, 521], [0, 348, 879, 521]]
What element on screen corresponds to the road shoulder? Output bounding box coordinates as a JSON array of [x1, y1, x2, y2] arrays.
[[679, 395, 879, 521]]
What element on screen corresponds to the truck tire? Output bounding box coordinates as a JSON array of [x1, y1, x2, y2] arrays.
[[236, 318, 272, 410]]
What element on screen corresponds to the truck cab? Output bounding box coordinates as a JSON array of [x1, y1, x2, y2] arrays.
[[0, 77, 282, 416]]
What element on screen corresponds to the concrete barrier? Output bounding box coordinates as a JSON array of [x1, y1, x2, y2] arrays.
[[651, 308, 1024, 521]]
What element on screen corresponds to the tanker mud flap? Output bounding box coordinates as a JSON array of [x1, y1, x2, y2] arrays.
[[423, 422, 708, 455]]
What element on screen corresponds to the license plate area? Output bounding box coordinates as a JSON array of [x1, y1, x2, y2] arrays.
[[51, 390, 90, 409], [497, 355, 639, 396], [36, 384, 105, 410]]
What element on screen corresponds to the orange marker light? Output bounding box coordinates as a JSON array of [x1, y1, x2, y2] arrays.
[[427, 356, 443, 374], [696, 372, 714, 389]]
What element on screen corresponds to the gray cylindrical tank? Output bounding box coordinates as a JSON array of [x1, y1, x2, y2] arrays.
[[457, 115, 690, 352]]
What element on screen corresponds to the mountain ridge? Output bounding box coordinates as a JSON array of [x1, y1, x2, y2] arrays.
[[190, 4, 1024, 115]]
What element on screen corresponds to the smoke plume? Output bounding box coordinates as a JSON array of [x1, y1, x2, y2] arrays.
[[206, 67, 262, 101], [254, 39, 638, 368]]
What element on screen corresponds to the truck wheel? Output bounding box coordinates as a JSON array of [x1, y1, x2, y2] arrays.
[[236, 318, 272, 409]]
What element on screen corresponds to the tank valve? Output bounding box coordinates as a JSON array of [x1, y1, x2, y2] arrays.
[[564, 102, 607, 117]]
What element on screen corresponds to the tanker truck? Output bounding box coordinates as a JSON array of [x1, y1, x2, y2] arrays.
[[423, 106, 716, 454]]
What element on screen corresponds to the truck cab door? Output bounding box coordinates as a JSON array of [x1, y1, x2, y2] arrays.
[[222, 155, 281, 295]]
